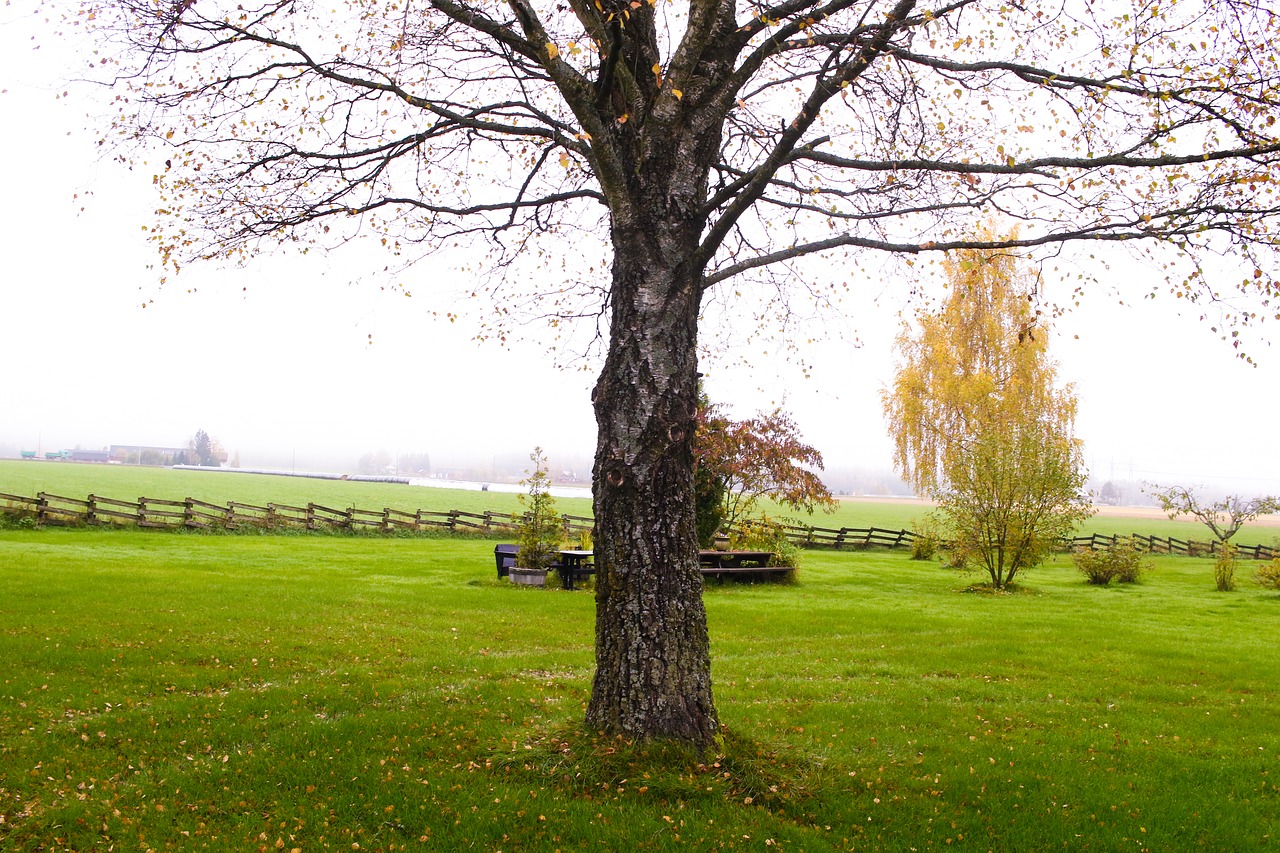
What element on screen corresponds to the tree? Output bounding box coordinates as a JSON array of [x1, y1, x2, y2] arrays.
[[188, 429, 225, 467], [71, 0, 1280, 744], [693, 402, 731, 548], [1150, 486, 1280, 545], [397, 452, 433, 476], [883, 233, 1094, 589], [515, 447, 565, 572], [695, 400, 836, 539], [357, 449, 393, 475]]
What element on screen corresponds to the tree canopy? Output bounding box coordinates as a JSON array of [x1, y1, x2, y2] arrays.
[[66, 0, 1280, 744], [884, 232, 1094, 588], [1151, 485, 1280, 544], [187, 429, 225, 467], [74, 0, 1280, 325], [695, 401, 836, 538]]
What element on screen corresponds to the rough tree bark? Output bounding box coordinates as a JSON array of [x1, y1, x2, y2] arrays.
[[588, 239, 714, 743], [585, 178, 721, 743], [577, 0, 737, 746]]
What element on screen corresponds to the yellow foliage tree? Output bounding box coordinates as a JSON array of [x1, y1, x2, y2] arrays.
[[884, 233, 1093, 589]]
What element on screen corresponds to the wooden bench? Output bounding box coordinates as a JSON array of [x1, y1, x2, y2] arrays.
[[499, 546, 784, 586], [698, 550, 790, 583], [494, 543, 520, 579]]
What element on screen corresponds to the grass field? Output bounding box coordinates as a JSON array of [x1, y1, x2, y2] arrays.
[[3, 498, 1279, 849], [0, 460, 573, 521], [4, 459, 1275, 545]]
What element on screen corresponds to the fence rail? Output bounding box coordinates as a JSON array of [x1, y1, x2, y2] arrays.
[[781, 523, 917, 550], [0, 490, 1273, 558], [0, 491, 596, 538], [1066, 532, 1275, 561]]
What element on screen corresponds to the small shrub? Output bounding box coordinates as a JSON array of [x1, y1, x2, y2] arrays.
[[0, 510, 38, 530], [514, 447, 563, 573], [1110, 539, 1150, 584], [732, 516, 800, 571], [1073, 538, 1150, 586], [1254, 557, 1280, 591], [909, 516, 941, 561], [1214, 543, 1238, 592], [910, 534, 937, 561], [944, 546, 969, 571], [1073, 547, 1115, 585]]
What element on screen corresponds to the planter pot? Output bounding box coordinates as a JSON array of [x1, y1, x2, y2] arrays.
[[509, 567, 548, 587], [712, 535, 731, 551]]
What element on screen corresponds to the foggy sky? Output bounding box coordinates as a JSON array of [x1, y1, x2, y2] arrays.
[[1, 8, 1277, 496]]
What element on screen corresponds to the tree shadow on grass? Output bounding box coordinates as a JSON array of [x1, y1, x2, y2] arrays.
[[488, 724, 832, 812], [956, 583, 1040, 596]]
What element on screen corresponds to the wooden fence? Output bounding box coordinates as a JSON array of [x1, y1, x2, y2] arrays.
[[1065, 532, 1275, 561], [1, 490, 1274, 559], [780, 523, 917, 550], [0, 491, 594, 538]]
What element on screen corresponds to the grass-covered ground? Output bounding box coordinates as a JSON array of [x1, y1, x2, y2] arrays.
[[2, 519, 1278, 850], [0, 460, 570, 520], [4, 459, 1275, 545]]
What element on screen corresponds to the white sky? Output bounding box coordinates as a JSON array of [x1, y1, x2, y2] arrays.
[[1, 9, 1277, 494]]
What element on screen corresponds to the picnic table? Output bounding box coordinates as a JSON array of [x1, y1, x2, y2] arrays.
[[497, 546, 785, 588], [697, 549, 788, 583], [556, 550, 596, 590], [697, 549, 774, 569]]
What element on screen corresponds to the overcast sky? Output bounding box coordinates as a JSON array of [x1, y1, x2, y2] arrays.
[[2, 8, 1277, 495]]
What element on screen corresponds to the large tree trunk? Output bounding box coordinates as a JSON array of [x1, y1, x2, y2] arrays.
[[585, 221, 717, 747]]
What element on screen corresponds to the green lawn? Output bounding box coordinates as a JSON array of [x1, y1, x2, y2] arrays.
[[4, 459, 1273, 546], [2, 525, 1277, 851], [0, 459, 589, 520]]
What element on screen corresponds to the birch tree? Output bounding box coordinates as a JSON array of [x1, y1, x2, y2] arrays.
[[884, 235, 1094, 588], [64, 0, 1280, 743]]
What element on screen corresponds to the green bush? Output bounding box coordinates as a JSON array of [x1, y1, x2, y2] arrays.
[[909, 516, 941, 561], [514, 447, 563, 573], [944, 545, 969, 571], [910, 535, 937, 561], [1073, 538, 1150, 586], [732, 516, 801, 571], [1073, 547, 1116, 585], [1254, 557, 1280, 591], [0, 509, 37, 530], [1214, 544, 1237, 592]]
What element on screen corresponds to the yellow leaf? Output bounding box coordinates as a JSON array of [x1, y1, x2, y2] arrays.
[[546, 42, 559, 61], [672, 88, 683, 99]]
